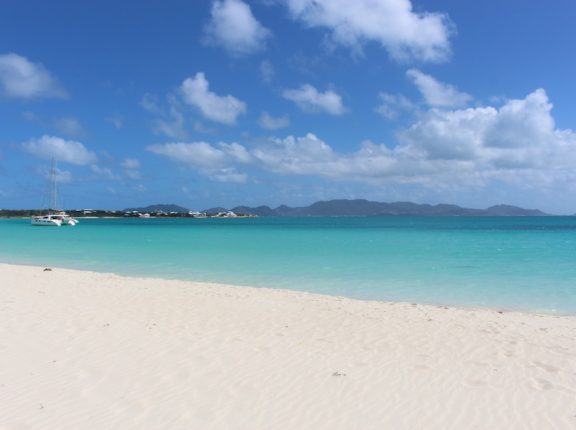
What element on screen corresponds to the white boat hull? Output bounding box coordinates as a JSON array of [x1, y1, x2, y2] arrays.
[[31, 217, 62, 227], [62, 217, 78, 226], [31, 212, 78, 227]]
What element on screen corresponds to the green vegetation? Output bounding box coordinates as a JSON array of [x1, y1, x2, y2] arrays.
[[0, 209, 254, 218], [0, 209, 118, 218]]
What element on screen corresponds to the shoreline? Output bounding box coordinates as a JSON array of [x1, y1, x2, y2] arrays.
[[1, 260, 573, 317], [1, 262, 575, 429]]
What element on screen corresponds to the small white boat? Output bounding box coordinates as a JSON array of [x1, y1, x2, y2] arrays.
[[31, 214, 62, 227], [31, 160, 79, 227]]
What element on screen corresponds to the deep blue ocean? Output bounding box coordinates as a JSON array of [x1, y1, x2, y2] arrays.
[[1, 217, 575, 313]]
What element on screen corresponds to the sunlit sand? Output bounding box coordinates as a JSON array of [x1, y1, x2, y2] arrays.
[[1, 263, 575, 429]]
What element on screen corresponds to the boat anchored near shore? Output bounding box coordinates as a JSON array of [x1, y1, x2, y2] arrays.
[[31, 160, 79, 227], [31, 212, 78, 227]]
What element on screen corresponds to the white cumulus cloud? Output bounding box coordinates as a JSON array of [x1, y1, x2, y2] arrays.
[[124, 170, 142, 180], [0, 53, 66, 99], [23, 135, 97, 165], [210, 169, 248, 184], [148, 141, 251, 169], [398, 89, 563, 169], [407, 69, 472, 108], [54, 117, 86, 137], [141, 93, 188, 139], [153, 108, 187, 139], [180, 72, 246, 125], [283, 84, 345, 115], [121, 158, 140, 170], [375, 92, 417, 120], [91, 165, 118, 180], [121, 158, 141, 179], [147, 89, 576, 194], [148, 141, 252, 184], [258, 111, 290, 130], [252, 133, 338, 175], [204, 0, 271, 56], [282, 0, 452, 62], [57, 169, 73, 183], [484, 89, 555, 149]]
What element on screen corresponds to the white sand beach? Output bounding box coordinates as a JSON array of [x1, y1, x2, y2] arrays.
[[1, 263, 575, 430]]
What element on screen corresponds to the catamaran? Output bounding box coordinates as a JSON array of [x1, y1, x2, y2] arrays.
[[31, 160, 79, 227]]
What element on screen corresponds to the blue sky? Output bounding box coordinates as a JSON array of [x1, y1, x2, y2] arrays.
[[2, 0, 576, 213]]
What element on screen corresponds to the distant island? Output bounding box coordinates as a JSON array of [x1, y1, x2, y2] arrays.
[[0, 199, 550, 218], [209, 200, 549, 217], [125, 200, 550, 217]]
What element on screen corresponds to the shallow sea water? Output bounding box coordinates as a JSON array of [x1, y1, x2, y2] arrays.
[[1, 216, 575, 313]]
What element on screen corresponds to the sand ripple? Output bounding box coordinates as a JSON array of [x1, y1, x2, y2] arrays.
[[0, 264, 575, 429]]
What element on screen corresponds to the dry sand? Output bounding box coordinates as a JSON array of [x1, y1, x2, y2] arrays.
[[1, 263, 575, 429]]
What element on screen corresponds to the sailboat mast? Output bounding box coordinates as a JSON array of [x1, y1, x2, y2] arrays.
[[49, 159, 58, 212]]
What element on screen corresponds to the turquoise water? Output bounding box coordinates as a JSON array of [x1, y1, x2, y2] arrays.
[[1, 217, 576, 313]]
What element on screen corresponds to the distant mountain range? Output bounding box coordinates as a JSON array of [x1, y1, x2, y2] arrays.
[[124, 204, 189, 213], [126, 200, 549, 217]]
